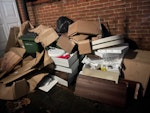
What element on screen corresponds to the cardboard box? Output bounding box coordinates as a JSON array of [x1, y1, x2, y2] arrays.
[[5, 27, 19, 52], [57, 34, 76, 53], [123, 49, 150, 96], [77, 39, 92, 55], [0, 51, 44, 84], [68, 20, 101, 36], [0, 47, 26, 78], [0, 79, 29, 100], [35, 27, 59, 48], [70, 34, 89, 41], [82, 64, 120, 84], [50, 51, 78, 67]]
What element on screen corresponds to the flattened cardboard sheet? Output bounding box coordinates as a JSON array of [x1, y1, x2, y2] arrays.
[[0, 51, 44, 84], [0, 79, 29, 100]]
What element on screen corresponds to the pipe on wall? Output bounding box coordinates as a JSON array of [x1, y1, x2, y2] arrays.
[[22, 0, 30, 21]]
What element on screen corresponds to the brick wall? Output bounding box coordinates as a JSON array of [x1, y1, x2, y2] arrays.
[[18, 0, 150, 50]]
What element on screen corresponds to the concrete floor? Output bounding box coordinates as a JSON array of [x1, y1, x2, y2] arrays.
[[0, 80, 150, 113]]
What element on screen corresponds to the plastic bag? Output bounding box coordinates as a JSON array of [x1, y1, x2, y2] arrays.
[[56, 16, 73, 33]]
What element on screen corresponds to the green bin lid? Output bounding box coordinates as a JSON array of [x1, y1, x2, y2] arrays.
[[19, 32, 38, 41], [19, 36, 36, 41]]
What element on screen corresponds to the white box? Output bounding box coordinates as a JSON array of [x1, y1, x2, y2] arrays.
[[53, 67, 78, 87], [51, 51, 78, 67], [92, 34, 123, 45], [55, 59, 79, 73], [92, 39, 124, 50]]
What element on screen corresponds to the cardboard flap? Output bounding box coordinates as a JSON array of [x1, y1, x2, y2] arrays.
[[27, 73, 48, 92], [29, 24, 49, 35], [0, 50, 24, 79], [20, 51, 44, 71], [68, 20, 101, 36], [43, 50, 53, 67], [0, 51, 44, 84], [70, 34, 89, 41], [0, 79, 29, 100], [10, 47, 26, 57], [0, 69, 35, 84], [18, 21, 34, 38], [5, 27, 19, 52], [35, 28, 59, 48], [77, 39, 92, 55], [57, 34, 76, 53]]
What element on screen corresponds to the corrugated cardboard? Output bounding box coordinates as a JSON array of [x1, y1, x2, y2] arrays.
[[82, 64, 120, 84], [0, 47, 26, 78], [77, 39, 92, 55], [43, 50, 53, 67], [57, 34, 76, 53], [70, 34, 89, 41], [0, 79, 29, 100], [5, 27, 19, 52], [27, 73, 48, 92], [35, 27, 59, 48], [124, 49, 150, 64], [0, 51, 44, 84], [123, 50, 150, 96], [29, 25, 49, 35], [68, 20, 101, 36]]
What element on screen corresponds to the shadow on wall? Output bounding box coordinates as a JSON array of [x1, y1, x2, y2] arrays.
[[123, 16, 138, 50]]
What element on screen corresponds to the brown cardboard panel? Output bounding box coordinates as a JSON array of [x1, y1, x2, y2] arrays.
[[10, 47, 26, 57], [70, 34, 89, 41], [91, 35, 101, 41], [57, 34, 76, 53], [0, 51, 44, 84], [18, 21, 34, 37], [0, 47, 25, 78], [77, 39, 91, 55], [27, 73, 48, 92], [123, 58, 150, 96], [29, 25, 49, 35], [43, 50, 53, 67], [0, 79, 29, 100], [5, 27, 19, 52], [82, 64, 120, 84], [1, 51, 21, 71], [35, 28, 59, 48], [0, 69, 35, 84], [124, 49, 150, 64], [68, 20, 101, 36]]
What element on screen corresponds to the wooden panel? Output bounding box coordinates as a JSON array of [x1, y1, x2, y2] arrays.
[[74, 74, 127, 107]]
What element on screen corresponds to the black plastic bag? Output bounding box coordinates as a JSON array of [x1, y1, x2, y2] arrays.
[[56, 16, 73, 33]]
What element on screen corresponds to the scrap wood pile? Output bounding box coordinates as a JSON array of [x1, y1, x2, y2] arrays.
[[0, 16, 129, 100]]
